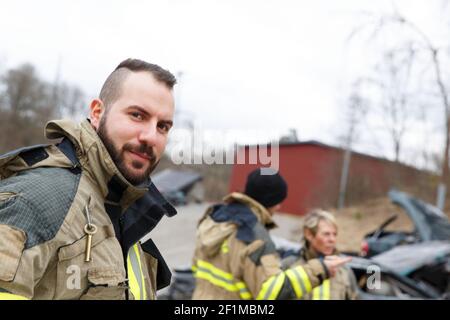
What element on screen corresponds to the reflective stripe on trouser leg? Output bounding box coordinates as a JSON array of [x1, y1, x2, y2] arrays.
[[127, 243, 147, 300]]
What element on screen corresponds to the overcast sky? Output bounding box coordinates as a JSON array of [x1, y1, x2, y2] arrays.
[[1, 0, 449, 167]]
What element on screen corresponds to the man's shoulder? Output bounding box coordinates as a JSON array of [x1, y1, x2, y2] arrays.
[[0, 166, 82, 249], [0, 166, 81, 201]]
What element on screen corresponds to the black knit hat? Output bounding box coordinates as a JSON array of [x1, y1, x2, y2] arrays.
[[244, 168, 288, 208]]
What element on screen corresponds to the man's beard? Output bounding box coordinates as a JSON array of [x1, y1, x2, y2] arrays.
[[97, 116, 159, 185]]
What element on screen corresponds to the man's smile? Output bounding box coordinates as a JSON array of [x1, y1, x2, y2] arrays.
[[127, 150, 151, 162]]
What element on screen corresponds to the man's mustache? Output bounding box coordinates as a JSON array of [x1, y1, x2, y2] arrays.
[[123, 143, 156, 163]]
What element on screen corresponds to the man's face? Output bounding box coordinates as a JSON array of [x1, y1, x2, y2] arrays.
[[307, 220, 337, 256], [90, 71, 174, 185]]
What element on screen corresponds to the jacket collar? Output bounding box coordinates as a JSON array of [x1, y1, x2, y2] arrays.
[[45, 119, 147, 210], [223, 192, 277, 229]]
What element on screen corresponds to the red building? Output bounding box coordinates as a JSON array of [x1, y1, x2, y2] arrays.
[[229, 141, 429, 216]]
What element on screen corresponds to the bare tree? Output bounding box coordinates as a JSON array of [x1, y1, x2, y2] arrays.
[[338, 80, 369, 209], [57, 83, 85, 119], [0, 63, 85, 152], [361, 48, 417, 163], [348, 7, 450, 209]]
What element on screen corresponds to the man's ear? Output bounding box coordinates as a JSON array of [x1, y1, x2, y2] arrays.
[[89, 99, 104, 130]]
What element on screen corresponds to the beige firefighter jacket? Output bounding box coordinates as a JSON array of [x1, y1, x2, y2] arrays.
[[0, 119, 175, 300], [192, 192, 330, 300], [289, 245, 359, 300]]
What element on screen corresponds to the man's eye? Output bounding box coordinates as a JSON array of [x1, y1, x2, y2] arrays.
[[131, 112, 143, 120], [158, 123, 170, 133]]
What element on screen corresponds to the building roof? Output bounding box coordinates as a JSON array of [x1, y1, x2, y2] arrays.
[[243, 139, 359, 153], [151, 169, 202, 194], [238, 140, 436, 175], [239, 139, 428, 173], [279, 140, 390, 162]]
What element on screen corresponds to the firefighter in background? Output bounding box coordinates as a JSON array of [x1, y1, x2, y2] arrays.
[[191, 168, 351, 299], [291, 209, 359, 300]]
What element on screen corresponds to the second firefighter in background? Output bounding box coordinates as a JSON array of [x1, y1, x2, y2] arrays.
[[191, 168, 351, 299]]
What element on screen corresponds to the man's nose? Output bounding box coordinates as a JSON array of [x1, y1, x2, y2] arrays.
[[138, 122, 158, 145]]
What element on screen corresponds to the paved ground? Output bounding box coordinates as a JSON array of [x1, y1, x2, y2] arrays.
[[146, 202, 303, 297], [147, 202, 303, 269], [146, 197, 419, 275]]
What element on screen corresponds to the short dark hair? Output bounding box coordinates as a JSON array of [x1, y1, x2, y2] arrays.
[[99, 58, 177, 108]]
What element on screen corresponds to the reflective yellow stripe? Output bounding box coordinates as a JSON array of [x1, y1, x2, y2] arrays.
[[135, 244, 147, 300], [270, 273, 286, 300], [127, 246, 140, 300], [285, 269, 303, 298], [295, 266, 312, 293], [133, 243, 147, 300], [220, 240, 229, 254], [312, 285, 321, 299], [256, 277, 275, 300], [197, 260, 234, 280], [323, 279, 331, 300], [0, 292, 28, 300], [235, 282, 246, 289], [193, 259, 252, 299], [195, 269, 237, 292], [195, 270, 252, 299], [312, 280, 330, 300], [236, 282, 252, 300], [127, 243, 147, 300], [256, 272, 286, 300]]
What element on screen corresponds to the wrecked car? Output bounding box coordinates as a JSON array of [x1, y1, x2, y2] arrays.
[[360, 189, 450, 258], [365, 241, 450, 299], [158, 236, 449, 300]]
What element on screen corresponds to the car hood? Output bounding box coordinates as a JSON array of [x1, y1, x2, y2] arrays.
[[389, 189, 450, 241], [372, 240, 450, 276]]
